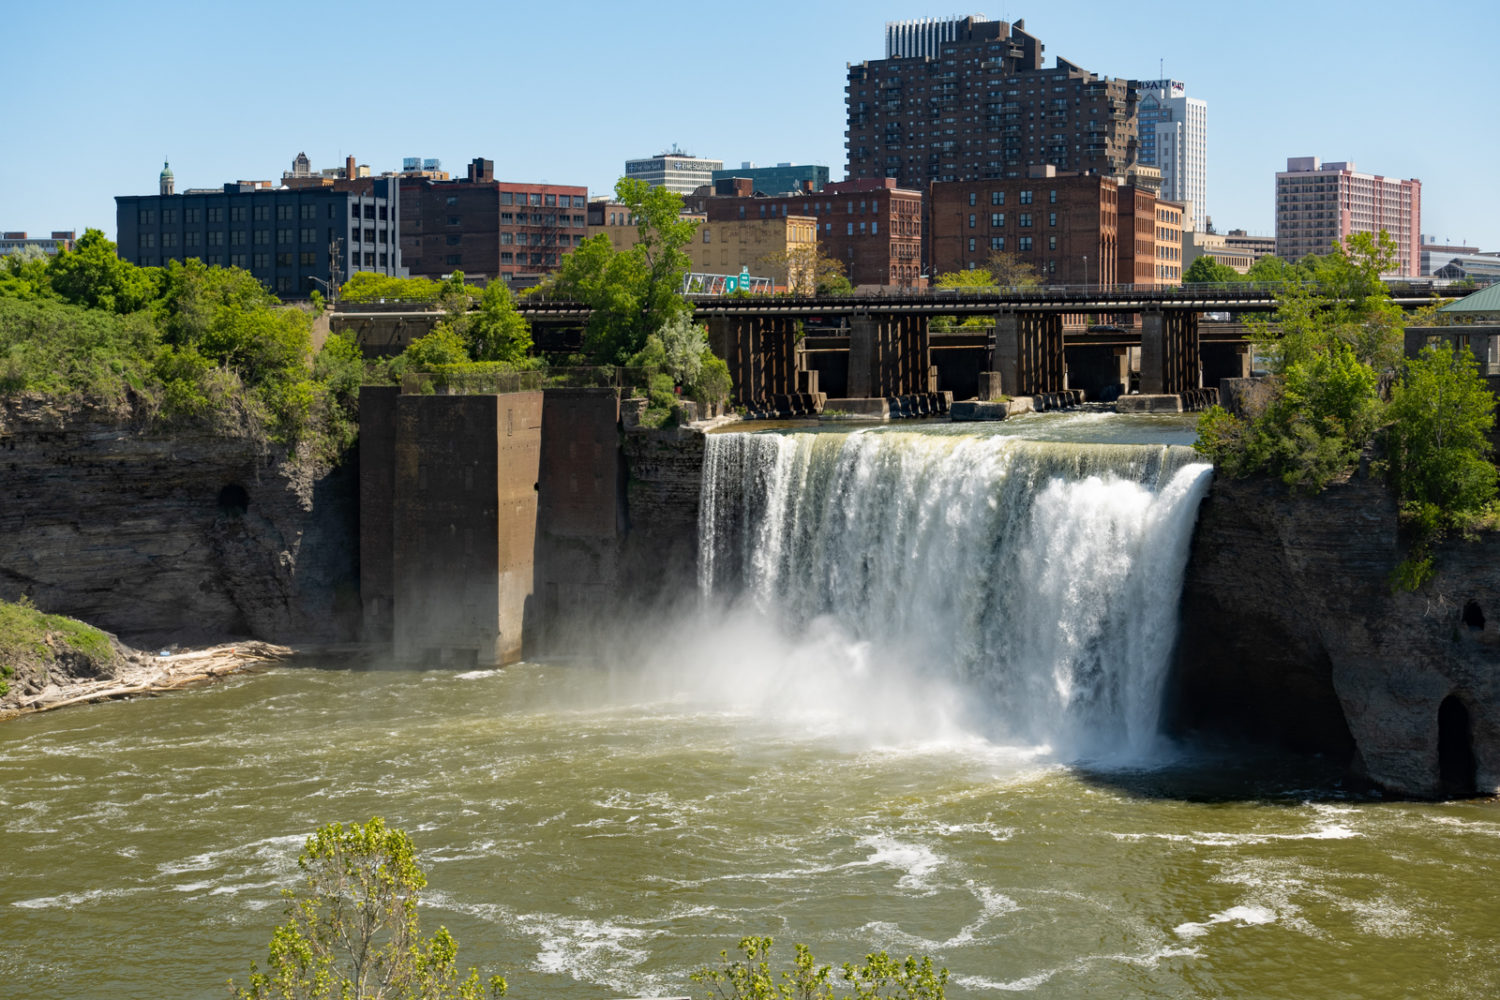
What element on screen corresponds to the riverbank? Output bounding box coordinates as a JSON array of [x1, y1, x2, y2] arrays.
[[0, 636, 291, 720]]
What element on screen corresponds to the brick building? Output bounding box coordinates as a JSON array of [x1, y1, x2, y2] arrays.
[[845, 16, 1137, 190], [928, 171, 1119, 286], [0, 231, 75, 256], [401, 158, 589, 281], [684, 177, 923, 288], [1275, 156, 1421, 276]]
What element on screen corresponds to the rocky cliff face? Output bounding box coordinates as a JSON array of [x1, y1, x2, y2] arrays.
[[0, 398, 359, 647], [1175, 471, 1500, 798]]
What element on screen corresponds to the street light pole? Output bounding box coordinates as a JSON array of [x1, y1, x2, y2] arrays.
[[1082, 255, 1089, 290]]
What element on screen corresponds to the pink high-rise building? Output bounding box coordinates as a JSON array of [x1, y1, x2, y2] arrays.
[[1275, 156, 1420, 276]]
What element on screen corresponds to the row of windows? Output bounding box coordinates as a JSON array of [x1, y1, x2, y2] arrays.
[[129, 251, 384, 273], [497, 232, 585, 246], [497, 212, 587, 226], [138, 203, 361, 226], [455, 192, 587, 208]]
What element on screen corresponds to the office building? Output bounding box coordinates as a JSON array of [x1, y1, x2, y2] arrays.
[[684, 178, 924, 288], [1134, 80, 1207, 232], [1275, 156, 1420, 276], [116, 167, 404, 298], [624, 148, 723, 196], [400, 158, 588, 281], [845, 16, 1138, 189], [710, 163, 830, 195]]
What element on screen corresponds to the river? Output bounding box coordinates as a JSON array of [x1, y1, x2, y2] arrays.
[[2, 412, 1496, 999]]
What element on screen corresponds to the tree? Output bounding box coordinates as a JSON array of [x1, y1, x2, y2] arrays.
[[983, 250, 1039, 288], [1385, 341, 1497, 524], [464, 282, 533, 364], [692, 937, 946, 1000], [231, 817, 506, 1000], [48, 228, 159, 314], [1182, 256, 1240, 284], [538, 177, 698, 364], [933, 268, 994, 289], [757, 245, 851, 296]]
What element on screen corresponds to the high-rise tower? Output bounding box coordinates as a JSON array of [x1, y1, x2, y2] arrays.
[[1134, 80, 1207, 232]]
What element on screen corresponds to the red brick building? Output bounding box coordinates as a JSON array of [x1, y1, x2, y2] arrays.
[[400, 158, 588, 281], [928, 171, 1119, 286], [684, 177, 923, 288]]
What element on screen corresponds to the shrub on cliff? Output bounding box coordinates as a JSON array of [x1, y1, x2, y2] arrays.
[[691, 936, 947, 1000]]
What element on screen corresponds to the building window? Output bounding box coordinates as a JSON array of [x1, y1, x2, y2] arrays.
[[276, 276, 293, 293], [255, 205, 270, 221], [1019, 214, 1032, 228], [1018, 237, 1032, 251], [1049, 213, 1057, 227], [300, 228, 316, 243], [185, 232, 200, 247], [208, 231, 224, 246], [140, 233, 155, 248], [447, 216, 460, 226], [500, 252, 513, 264], [544, 194, 557, 207], [871, 221, 878, 235], [185, 208, 201, 223], [500, 192, 513, 206], [230, 253, 246, 268], [968, 213, 976, 229], [847, 223, 853, 235], [1049, 190, 1057, 204], [253, 230, 270, 245], [446, 196, 459, 206], [161, 233, 177, 248], [990, 236, 1005, 251], [207, 207, 223, 223], [500, 232, 512, 245], [379, 252, 387, 267], [138, 208, 155, 225], [968, 237, 976, 252], [968, 192, 977, 206], [529, 194, 542, 206], [301, 205, 316, 220], [300, 251, 316, 266], [573, 196, 587, 208], [253, 253, 269, 268], [364, 252, 375, 267], [230, 206, 246, 222], [991, 191, 1005, 205], [230, 231, 246, 246], [1019, 190, 1033, 204], [277, 252, 293, 266], [162, 209, 177, 224], [446, 235, 461, 245], [1048, 236, 1057, 250], [991, 213, 1004, 227], [702, 229, 711, 243]]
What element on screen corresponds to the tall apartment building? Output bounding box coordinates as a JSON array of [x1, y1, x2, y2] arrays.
[[1134, 79, 1207, 232], [1275, 156, 1421, 276], [684, 178, 923, 287], [116, 171, 404, 298], [710, 162, 830, 195], [845, 16, 1138, 189], [400, 158, 588, 280], [624, 149, 723, 196]]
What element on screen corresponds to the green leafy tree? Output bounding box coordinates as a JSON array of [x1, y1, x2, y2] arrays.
[[1245, 254, 1308, 285], [465, 282, 533, 364], [48, 229, 159, 314], [402, 327, 471, 370], [539, 177, 698, 364], [1385, 341, 1497, 523], [983, 250, 1039, 288], [692, 937, 946, 1000], [933, 268, 994, 289], [1182, 256, 1241, 284], [231, 817, 506, 1000], [339, 273, 445, 304]]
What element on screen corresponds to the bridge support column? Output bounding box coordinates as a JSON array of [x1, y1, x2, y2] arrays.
[[848, 314, 877, 399], [1142, 309, 1201, 395], [1200, 341, 1251, 389], [1063, 344, 1128, 401], [993, 310, 1063, 397]]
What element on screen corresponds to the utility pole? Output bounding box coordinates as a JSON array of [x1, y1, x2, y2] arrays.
[[326, 235, 343, 305]]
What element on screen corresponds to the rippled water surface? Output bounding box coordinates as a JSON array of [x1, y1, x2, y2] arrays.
[[3, 665, 1497, 1000]]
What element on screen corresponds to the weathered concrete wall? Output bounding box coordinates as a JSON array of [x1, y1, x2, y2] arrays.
[[619, 427, 706, 610], [0, 398, 359, 646], [534, 389, 623, 653], [391, 392, 542, 666], [358, 387, 398, 642], [1174, 471, 1500, 798]]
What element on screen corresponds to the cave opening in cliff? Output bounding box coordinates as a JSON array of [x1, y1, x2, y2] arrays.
[[217, 483, 249, 518], [1438, 695, 1478, 797], [1462, 600, 1485, 631]]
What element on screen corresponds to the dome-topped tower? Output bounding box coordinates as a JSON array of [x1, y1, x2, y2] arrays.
[[159, 159, 174, 196]]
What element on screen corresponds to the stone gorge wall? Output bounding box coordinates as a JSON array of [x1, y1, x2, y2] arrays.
[[0, 398, 359, 647], [1175, 471, 1500, 798]]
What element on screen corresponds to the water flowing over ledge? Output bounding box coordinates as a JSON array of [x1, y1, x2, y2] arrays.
[[698, 427, 1213, 761]]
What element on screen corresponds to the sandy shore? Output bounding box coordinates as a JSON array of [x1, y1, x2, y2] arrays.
[[1, 641, 293, 719]]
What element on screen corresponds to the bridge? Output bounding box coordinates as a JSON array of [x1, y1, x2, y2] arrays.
[[335, 281, 1458, 413]]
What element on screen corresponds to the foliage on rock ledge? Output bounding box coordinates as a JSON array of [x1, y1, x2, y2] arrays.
[[1193, 231, 1497, 586], [1, 230, 362, 464], [0, 596, 116, 700]]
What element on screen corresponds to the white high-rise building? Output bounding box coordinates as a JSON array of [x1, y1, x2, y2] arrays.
[[884, 15, 989, 58], [624, 148, 723, 197], [1136, 80, 1207, 232]]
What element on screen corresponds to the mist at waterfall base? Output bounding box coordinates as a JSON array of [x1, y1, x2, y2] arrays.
[[8, 413, 1500, 999], [613, 422, 1214, 765]]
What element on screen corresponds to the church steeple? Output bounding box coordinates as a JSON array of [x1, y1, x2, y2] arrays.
[[160, 159, 174, 196]]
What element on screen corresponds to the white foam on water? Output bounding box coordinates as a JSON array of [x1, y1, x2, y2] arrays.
[[1174, 904, 1278, 939], [12, 886, 151, 910], [853, 834, 945, 892]]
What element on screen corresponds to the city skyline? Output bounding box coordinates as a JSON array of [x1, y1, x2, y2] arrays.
[[6, 0, 1498, 252]]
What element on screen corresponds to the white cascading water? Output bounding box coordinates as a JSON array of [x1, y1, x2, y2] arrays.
[[697, 428, 1214, 762]]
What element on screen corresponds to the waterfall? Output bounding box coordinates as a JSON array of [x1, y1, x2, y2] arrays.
[[697, 427, 1213, 761]]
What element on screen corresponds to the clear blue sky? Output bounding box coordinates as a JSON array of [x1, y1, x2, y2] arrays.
[[7, 0, 1498, 250]]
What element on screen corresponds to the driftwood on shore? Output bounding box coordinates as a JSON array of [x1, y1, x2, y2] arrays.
[[2, 641, 293, 718]]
